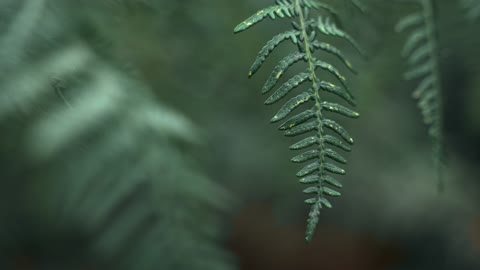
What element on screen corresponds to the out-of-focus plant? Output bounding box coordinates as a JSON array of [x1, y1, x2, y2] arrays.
[[396, 0, 445, 190], [0, 1, 235, 269]]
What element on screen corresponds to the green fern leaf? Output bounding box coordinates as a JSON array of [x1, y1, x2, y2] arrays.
[[271, 90, 314, 122], [395, 13, 423, 32], [279, 109, 316, 130], [323, 148, 347, 164], [234, 0, 338, 34], [316, 16, 366, 56], [235, 0, 361, 241], [321, 102, 360, 118], [290, 135, 317, 150], [396, 0, 445, 190], [263, 52, 306, 93], [291, 149, 318, 162], [249, 30, 301, 77], [322, 174, 343, 188], [323, 118, 354, 144], [319, 81, 356, 105], [401, 28, 427, 56], [312, 41, 358, 73], [234, 3, 297, 33], [313, 59, 348, 87], [0, 2, 236, 268], [323, 162, 346, 175], [407, 43, 432, 65], [324, 134, 352, 152], [265, 71, 311, 104], [284, 120, 317, 136]]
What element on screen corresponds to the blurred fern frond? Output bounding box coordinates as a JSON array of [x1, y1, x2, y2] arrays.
[[396, 0, 445, 191], [234, 0, 362, 241], [0, 1, 235, 269]]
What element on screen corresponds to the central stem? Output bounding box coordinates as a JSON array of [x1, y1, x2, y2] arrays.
[[422, 0, 443, 191], [295, 1, 326, 185], [296, 0, 319, 88]]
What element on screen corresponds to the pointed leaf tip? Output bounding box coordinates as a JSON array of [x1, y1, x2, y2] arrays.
[[234, 22, 250, 33]]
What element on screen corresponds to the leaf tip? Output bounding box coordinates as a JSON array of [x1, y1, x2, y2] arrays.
[[270, 115, 281, 123], [233, 23, 246, 34]]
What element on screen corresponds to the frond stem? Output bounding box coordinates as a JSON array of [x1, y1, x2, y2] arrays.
[[422, 0, 444, 191], [295, 0, 327, 196]]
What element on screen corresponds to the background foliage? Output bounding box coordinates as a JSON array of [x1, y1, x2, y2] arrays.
[[0, 0, 479, 269]]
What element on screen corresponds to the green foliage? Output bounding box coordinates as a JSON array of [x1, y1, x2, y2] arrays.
[[233, 0, 337, 34], [396, 0, 444, 191], [234, 0, 362, 241], [0, 1, 235, 269]]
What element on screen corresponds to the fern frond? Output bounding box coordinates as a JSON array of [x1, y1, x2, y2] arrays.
[[235, 0, 361, 241], [0, 58, 235, 269], [234, 0, 337, 33], [0, 1, 235, 268], [234, 2, 297, 33], [396, 0, 444, 190]]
